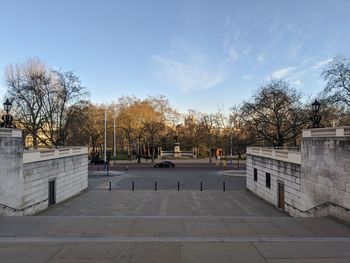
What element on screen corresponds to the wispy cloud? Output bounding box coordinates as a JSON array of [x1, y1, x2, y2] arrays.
[[288, 43, 302, 58], [223, 17, 241, 48], [257, 53, 265, 63], [242, 74, 252, 80], [310, 58, 332, 70], [153, 56, 224, 93], [0, 85, 5, 96], [228, 47, 239, 61], [291, 79, 302, 86], [271, 66, 295, 79], [223, 16, 243, 62], [269, 15, 281, 34]]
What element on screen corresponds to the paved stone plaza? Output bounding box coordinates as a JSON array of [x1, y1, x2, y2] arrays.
[[1, 215, 350, 262], [0, 164, 350, 262]]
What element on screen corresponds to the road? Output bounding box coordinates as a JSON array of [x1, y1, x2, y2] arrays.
[[88, 163, 246, 190]]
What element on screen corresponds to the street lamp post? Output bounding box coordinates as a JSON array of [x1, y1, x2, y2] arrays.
[[104, 109, 107, 171], [0, 98, 15, 128], [203, 116, 212, 163], [113, 117, 116, 164], [230, 135, 233, 165], [137, 135, 142, 163], [311, 99, 322, 128]]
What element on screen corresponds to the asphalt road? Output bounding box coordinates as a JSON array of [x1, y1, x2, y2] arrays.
[[88, 163, 246, 190]]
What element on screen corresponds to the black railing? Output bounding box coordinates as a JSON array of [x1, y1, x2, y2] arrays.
[[285, 201, 350, 214], [101, 180, 233, 191], [0, 198, 48, 213]]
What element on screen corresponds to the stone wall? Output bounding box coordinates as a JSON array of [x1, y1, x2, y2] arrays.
[[22, 154, 88, 215], [246, 154, 305, 216], [0, 129, 24, 216], [302, 136, 350, 222], [247, 127, 350, 222], [0, 128, 88, 216]]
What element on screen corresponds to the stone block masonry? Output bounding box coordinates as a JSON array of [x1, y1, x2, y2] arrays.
[[0, 128, 88, 216], [302, 135, 350, 222], [247, 127, 350, 223], [0, 129, 24, 215], [22, 154, 88, 215], [246, 152, 305, 217]]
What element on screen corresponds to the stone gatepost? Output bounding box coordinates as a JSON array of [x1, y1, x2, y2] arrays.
[[174, 142, 181, 158], [0, 128, 24, 215]]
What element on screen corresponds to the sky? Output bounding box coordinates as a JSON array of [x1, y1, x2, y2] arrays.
[[1, 0, 350, 113]]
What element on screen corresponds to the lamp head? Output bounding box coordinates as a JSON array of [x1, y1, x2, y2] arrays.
[[312, 99, 320, 113], [3, 98, 12, 113]]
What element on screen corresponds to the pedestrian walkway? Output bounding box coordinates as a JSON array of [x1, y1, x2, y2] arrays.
[[39, 190, 285, 217], [1, 176, 350, 262], [0, 216, 349, 262], [1, 216, 350, 239]]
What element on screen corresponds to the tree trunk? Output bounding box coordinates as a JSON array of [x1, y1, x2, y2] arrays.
[[32, 130, 38, 148], [128, 140, 132, 161], [151, 145, 155, 162]]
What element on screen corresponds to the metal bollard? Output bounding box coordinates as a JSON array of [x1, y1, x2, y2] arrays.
[[132, 181, 135, 191], [109, 181, 112, 191], [155, 181, 158, 191], [200, 181, 203, 191], [223, 181, 226, 191], [177, 181, 180, 191]]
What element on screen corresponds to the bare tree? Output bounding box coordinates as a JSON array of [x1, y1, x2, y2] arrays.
[[64, 101, 90, 146], [321, 55, 350, 107], [43, 70, 88, 146], [241, 78, 307, 147], [5, 58, 49, 147], [4, 58, 89, 147], [201, 113, 217, 162], [144, 121, 165, 162]]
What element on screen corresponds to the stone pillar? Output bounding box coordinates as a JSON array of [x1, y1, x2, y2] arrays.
[[301, 127, 350, 221], [193, 147, 197, 158], [0, 128, 24, 215], [174, 142, 181, 158], [158, 147, 162, 159]]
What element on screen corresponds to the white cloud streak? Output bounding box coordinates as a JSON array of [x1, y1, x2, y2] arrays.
[[271, 66, 295, 79], [288, 43, 302, 58], [228, 48, 239, 61], [310, 58, 332, 70], [242, 74, 252, 80], [223, 16, 242, 62], [153, 56, 224, 93], [257, 53, 265, 63]]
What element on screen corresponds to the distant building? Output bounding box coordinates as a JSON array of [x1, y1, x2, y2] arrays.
[[184, 115, 195, 126]]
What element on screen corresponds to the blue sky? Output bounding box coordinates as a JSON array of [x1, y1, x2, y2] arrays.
[[1, 0, 350, 113]]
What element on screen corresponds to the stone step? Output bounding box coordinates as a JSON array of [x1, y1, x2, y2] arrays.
[[1, 216, 349, 240]]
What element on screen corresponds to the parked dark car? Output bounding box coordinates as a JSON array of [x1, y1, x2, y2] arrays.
[[154, 161, 175, 168], [90, 157, 107, 165], [90, 153, 111, 165]]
